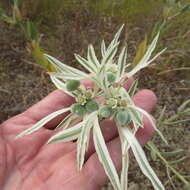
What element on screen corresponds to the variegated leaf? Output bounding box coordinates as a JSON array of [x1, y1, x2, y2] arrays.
[[45, 54, 88, 78], [126, 32, 160, 78], [16, 107, 70, 139], [88, 44, 100, 69], [128, 105, 168, 144], [117, 47, 127, 80], [93, 118, 121, 190], [77, 112, 97, 170], [48, 121, 83, 143], [121, 128, 165, 190], [75, 53, 96, 73]]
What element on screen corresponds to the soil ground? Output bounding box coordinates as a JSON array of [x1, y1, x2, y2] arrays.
[[0, 15, 190, 190]]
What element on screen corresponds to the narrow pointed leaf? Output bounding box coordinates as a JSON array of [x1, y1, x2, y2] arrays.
[[132, 36, 147, 68], [122, 128, 165, 190], [126, 32, 160, 78], [128, 79, 138, 97], [93, 118, 121, 190], [129, 105, 168, 144], [108, 24, 124, 50], [121, 140, 129, 190], [101, 40, 106, 57], [45, 54, 88, 78], [117, 47, 127, 79], [77, 112, 96, 170], [16, 107, 70, 139], [88, 44, 100, 69], [128, 108, 143, 127], [75, 53, 96, 73], [48, 121, 83, 143]]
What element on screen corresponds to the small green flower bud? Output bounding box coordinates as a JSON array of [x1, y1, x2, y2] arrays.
[[66, 80, 80, 91], [99, 106, 112, 118], [116, 110, 131, 126], [107, 72, 116, 83], [71, 103, 85, 116], [86, 100, 99, 113]]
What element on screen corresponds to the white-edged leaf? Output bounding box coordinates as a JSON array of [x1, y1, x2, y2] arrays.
[[129, 105, 168, 144], [77, 112, 97, 170], [108, 24, 124, 50], [50, 75, 74, 97], [55, 113, 78, 130], [88, 44, 100, 69], [75, 53, 96, 73], [49, 72, 85, 81], [93, 117, 121, 190], [47, 121, 83, 143], [121, 140, 129, 190], [128, 108, 143, 127], [146, 48, 167, 65], [101, 40, 106, 57], [121, 128, 165, 190], [101, 42, 119, 66], [117, 47, 127, 79], [45, 54, 88, 78], [128, 79, 138, 97], [126, 32, 160, 78], [16, 107, 70, 139]]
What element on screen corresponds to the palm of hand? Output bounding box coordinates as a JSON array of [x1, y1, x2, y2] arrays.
[[0, 88, 156, 190]]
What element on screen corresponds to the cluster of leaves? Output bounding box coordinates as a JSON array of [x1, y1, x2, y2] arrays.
[[16, 26, 168, 190], [0, 0, 55, 71]]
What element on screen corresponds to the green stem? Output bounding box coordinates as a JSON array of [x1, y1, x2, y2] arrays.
[[147, 141, 189, 185]]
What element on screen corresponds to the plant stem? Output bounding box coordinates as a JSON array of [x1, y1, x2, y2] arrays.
[[147, 141, 189, 185]]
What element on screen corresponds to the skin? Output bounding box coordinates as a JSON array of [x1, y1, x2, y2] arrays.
[[0, 80, 157, 190]]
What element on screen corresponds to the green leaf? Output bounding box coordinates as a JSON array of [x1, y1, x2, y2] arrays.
[[75, 53, 96, 73], [129, 105, 168, 144], [102, 42, 119, 66], [108, 24, 124, 50], [126, 32, 160, 78], [48, 121, 83, 143], [101, 40, 106, 57], [26, 21, 39, 42], [122, 128, 165, 190], [117, 47, 127, 79], [45, 54, 88, 78], [31, 43, 55, 71], [132, 36, 147, 68], [157, 106, 166, 124], [128, 108, 143, 127], [177, 99, 190, 112], [93, 118, 121, 190], [0, 8, 15, 24], [88, 44, 100, 69], [180, 4, 190, 13], [16, 107, 70, 139], [120, 140, 129, 190], [77, 112, 97, 170], [128, 79, 138, 97]]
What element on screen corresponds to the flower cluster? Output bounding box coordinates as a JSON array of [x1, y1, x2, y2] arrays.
[[16, 25, 167, 190]]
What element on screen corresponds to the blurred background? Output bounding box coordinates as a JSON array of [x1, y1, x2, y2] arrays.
[[0, 0, 190, 189]]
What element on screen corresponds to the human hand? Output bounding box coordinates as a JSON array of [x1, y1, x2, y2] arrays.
[[0, 82, 157, 190]]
